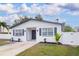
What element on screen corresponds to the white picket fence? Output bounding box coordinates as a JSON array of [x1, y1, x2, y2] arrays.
[[60, 32, 79, 45]]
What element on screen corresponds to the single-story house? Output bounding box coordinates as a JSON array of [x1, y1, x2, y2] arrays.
[[10, 19, 64, 42]]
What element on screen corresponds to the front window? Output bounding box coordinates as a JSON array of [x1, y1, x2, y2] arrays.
[[48, 28, 53, 36], [13, 29, 24, 36], [42, 28, 48, 36], [42, 28, 53, 36]]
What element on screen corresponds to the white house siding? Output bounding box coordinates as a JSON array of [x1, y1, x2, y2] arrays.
[[60, 32, 79, 45], [11, 28, 26, 41], [11, 20, 62, 42]]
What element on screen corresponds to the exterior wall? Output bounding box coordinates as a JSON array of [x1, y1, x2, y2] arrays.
[[11, 28, 26, 41], [11, 20, 62, 42], [60, 32, 79, 45], [0, 34, 11, 39]]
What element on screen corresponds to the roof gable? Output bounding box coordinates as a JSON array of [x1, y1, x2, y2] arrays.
[[10, 19, 63, 29]]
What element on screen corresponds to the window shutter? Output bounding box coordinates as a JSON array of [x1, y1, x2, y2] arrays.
[[13, 30, 14, 36], [39, 28, 41, 36], [23, 29, 24, 36], [54, 27, 57, 35]]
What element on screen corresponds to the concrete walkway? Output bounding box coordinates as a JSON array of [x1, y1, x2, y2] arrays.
[[0, 41, 38, 56]]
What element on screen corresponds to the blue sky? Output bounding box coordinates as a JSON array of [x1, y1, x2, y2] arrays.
[[0, 3, 79, 27]]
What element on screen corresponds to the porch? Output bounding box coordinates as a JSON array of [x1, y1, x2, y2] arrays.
[[26, 28, 37, 41]]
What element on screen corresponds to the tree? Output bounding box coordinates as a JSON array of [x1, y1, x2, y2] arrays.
[[35, 14, 43, 21], [64, 25, 75, 32], [13, 16, 29, 25], [19, 16, 29, 22], [14, 20, 19, 25], [1, 22, 8, 30], [55, 33, 61, 44], [0, 21, 9, 32]]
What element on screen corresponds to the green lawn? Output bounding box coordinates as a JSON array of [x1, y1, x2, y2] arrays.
[[17, 43, 79, 56], [0, 39, 10, 46]]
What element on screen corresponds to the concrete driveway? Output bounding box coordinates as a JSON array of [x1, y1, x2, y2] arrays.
[[0, 41, 38, 56]]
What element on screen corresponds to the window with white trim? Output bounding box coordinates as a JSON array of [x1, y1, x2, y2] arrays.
[[42, 28, 53, 36], [48, 28, 53, 36], [13, 29, 24, 36], [42, 28, 48, 36]]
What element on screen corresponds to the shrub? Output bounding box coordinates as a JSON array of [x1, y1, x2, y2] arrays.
[[55, 33, 61, 44]]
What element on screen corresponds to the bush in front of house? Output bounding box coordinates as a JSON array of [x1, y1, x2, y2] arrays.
[[55, 33, 61, 44]]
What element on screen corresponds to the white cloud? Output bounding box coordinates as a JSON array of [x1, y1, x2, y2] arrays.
[[67, 11, 79, 16], [1, 3, 79, 16], [73, 4, 79, 9], [0, 3, 67, 16], [30, 4, 63, 15], [54, 3, 67, 6], [0, 14, 20, 25], [42, 4, 62, 15], [0, 4, 20, 15], [20, 3, 30, 12], [0, 16, 5, 22], [19, 3, 64, 16], [59, 3, 79, 16], [29, 4, 42, 14], [5, 4, 14, 13], [67, 4, 79, 16], [6, 14, 20, 24], [0, 4, 15, 14]]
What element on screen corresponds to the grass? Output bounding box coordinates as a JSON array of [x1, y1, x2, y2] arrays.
[[0, 39, 10, 46], [17, 43, 79, 56]]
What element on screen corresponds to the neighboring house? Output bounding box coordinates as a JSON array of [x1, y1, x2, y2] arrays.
[[0, 26, 11, 40], [10, 19, 64, 42], [0, 26, 8, 33]]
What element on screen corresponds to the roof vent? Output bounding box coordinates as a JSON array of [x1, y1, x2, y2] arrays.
[[56, 19, 59, 23]]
